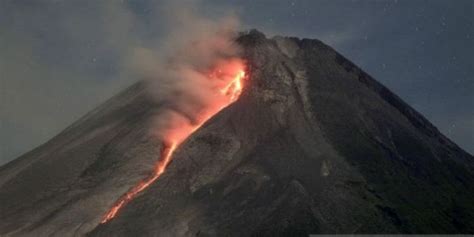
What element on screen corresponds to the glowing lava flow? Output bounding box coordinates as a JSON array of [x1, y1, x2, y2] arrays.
[[100, 142, 177, 223], [100, 65, 246, 224]]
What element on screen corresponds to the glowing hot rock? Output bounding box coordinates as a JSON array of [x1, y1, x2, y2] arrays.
[[101, 59, 246, 224]]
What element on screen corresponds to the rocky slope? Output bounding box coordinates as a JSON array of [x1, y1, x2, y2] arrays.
[[1, 30, 473, 236]]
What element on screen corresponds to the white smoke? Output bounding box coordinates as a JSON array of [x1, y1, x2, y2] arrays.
[[126, 1, 243, 145]]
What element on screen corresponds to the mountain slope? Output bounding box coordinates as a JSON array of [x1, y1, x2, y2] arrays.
[[1, 30, 473, 236]]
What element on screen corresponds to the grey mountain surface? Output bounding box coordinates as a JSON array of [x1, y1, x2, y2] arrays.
[[1, 30, 473, 236]]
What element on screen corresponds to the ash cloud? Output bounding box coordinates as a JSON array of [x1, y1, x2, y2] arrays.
[[125, 1, 243, 144], [0, 0, 243, 164]]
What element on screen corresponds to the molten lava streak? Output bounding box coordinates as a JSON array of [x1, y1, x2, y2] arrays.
[[100, 61, 246, 224]]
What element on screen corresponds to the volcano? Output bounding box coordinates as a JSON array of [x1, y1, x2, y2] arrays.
[[1, 30, 473, 236]]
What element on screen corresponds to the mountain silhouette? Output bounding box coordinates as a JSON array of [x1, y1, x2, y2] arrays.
[[1, 30, 472, 236]]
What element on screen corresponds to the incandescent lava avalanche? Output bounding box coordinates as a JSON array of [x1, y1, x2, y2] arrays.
[[1, 30, 473, 236]]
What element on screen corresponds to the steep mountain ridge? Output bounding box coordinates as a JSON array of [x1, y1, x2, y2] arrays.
[[1, 30, 472, 236]]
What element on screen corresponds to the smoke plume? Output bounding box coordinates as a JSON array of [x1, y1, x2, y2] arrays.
[[127, 2, 244, 145]]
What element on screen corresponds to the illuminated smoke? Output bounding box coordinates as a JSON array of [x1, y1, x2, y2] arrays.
[[101, 2, 246, 223]]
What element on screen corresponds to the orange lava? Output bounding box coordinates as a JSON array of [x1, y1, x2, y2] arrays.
[[100, 60, 246, 224], [100, 142, 177, 224]]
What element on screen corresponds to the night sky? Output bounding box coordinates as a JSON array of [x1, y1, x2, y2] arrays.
[[1, 0, 473, 165]]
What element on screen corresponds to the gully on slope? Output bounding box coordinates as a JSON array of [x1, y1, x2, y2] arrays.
[[101, 61, 247, 224]]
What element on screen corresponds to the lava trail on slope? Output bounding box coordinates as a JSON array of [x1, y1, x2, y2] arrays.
[[101, 61, 247, 224]]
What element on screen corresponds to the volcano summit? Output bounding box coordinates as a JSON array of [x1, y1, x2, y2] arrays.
[[0, 30, 473, 236]]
